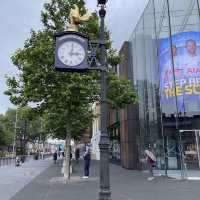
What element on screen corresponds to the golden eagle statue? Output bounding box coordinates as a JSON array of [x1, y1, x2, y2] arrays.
[[68, 5, 91, 32]]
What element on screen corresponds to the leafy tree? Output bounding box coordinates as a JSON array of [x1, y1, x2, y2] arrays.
[[0, 114, 7, 147], [5, 0, 137, 179], [16, 107, 46, 155], [0, 124, 4, 146], [0, 109, 16, 148], [0, 108, 46, 155]]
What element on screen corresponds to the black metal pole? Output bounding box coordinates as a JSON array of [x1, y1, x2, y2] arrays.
[[98, 4, 111, 200], [166, 0, 183, 177], [197, 0, 200, 21]]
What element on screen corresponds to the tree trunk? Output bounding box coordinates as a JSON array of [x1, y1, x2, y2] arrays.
[[63, 134, 71, 181], [41, 141, 44, 159]]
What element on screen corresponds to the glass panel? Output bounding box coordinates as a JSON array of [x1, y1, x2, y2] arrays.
[[129, 0, 165, 170], [181, 131, 200, 169], [128, 0, 200, 171]]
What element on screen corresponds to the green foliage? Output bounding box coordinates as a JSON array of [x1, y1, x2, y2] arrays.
[[43, 103, 93, 140], [107, 49, 121, 67], [5, 0, 137, 141], [41, 0, 85, 32], [0, 117, 4, 146], [107, 72, 137, 109], [0, 109, 16, 146], [0, 108, 46, 148]]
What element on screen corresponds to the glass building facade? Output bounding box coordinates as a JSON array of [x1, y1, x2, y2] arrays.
[[129, 0, 200, 172]]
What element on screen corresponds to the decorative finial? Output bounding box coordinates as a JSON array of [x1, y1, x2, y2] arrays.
[[68, 4, 91, 32]]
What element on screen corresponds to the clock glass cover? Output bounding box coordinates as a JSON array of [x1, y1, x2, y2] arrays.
[[58, 41, 86, 67]]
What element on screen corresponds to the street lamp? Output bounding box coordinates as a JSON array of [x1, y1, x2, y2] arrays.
[[97, 0, 112, 200], [98, 0, 108, 5]]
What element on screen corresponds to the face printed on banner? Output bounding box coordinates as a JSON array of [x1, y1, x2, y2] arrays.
[[186, 39, 197, 57]]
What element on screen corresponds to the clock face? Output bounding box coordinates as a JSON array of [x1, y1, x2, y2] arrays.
[[58, 41, 86, 67]]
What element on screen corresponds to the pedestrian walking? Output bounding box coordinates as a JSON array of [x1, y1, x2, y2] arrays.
[[75, 148, 80, 163], [82, 144, 91, 179], [53, 151, 57, 164], [61, 151, 65, 158], [144, 149, 156, 181], [15, 156, 22, 167]]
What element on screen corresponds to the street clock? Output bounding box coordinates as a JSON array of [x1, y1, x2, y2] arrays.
[[55, 32, 88, 72]]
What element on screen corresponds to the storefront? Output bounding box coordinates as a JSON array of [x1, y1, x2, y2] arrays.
[[126, 0, 200, 173], [108, 121, 121, 164]]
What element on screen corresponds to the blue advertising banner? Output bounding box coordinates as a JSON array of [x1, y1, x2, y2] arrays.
[[159, 32, 200, 115]]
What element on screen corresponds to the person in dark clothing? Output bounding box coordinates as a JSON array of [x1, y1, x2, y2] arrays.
[[15, 156, 22, 166], [75, 148, 80, 163], [83, 145, 91, 178], [53, 151, 57, 164]]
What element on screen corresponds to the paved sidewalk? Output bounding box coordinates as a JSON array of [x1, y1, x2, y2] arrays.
[[8, 159, 200, 200], [154, 169, 200, 180], [0, 158, 53, 200]]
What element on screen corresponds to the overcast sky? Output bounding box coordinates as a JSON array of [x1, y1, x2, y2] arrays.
[[0, 0, 148, 114]]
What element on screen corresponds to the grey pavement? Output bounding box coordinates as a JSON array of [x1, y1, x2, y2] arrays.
[[154, 169, 200, 180], [7, 159, 200, 200], [0, 157, 53, 200]]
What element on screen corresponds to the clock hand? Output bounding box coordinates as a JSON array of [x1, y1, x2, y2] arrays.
[[71, 43, 74, 53], [68, 43, 73, 55], [68, 51, 83, 57], [69, 43, 76, 56], [73, 52, 83, 56]]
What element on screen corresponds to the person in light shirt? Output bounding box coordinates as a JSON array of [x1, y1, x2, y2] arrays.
[[181, 39, 200, 113], [183, 39, 200, 75], [183, 40, 200, 78]]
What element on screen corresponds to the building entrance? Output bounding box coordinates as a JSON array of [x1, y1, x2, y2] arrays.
[[179, 130, 200, 170], [162, 130, 200, 180]]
